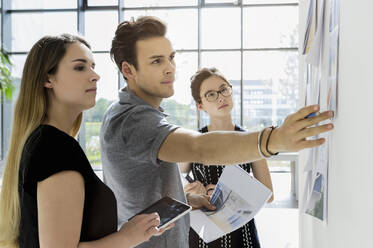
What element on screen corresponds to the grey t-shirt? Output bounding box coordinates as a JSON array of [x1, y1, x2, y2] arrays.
[[100, 87, 189, 248]]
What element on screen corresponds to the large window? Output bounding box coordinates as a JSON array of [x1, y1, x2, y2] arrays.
[[1, 0, 299, 174], [122, 0, 299, 133]]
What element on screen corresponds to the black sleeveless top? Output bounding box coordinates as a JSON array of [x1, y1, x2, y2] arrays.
[[189, 125, 261, 248], [18, 125, 117, 247]]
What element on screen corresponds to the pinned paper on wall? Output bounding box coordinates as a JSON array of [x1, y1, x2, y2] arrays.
[[302, 0, 339, 223], [303, 0, 317, 55], [304, 0, 325, 107], [305, 0, 326, 66], [304, 63, 321, 110], [302, 134, 329, 222], [305, 172, 326, 220], [327, 0, 340, 118]]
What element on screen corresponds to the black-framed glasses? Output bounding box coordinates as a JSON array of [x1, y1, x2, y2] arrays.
[[202, 85, 233, 102]]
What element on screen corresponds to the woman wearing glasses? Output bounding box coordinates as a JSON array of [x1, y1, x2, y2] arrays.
[[181, 67, 274, 248]]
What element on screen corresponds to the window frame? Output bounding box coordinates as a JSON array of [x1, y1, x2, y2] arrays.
[[1, 0, 299, 178]]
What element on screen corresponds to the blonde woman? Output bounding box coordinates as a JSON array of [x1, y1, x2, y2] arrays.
[[0, 34, 171, 248]]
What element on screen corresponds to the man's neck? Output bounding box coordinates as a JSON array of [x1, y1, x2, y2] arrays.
[[127, 84, 163, 109]]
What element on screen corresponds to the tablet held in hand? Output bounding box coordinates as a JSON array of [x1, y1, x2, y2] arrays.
[[130, 196, 192, 229]]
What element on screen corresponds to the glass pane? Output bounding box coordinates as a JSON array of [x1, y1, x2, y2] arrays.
[[7, 55, 25, 143], [11, 13, 77, 52], [9, 55, 26, 114], [201, 51, 241, 81], [243, 0, 298, 4], [243, 51, 298, 131], [10, 55, 27, 79], [0, 99, 2, 160], [268, 160, 291, 172], [85, 53, 118, 169], [89, 0, 118, 6], [4, 55, 24, 161], [243, 6, 298, 48], [266, 160, 298, 209], [124, 9, 198, 50], [85, 11, 118, 51], [0, 14, 2, 46], [205, 0, 238, 4], [161, 52, 198, 130], [201, 8, 241, 49], [124, 0, 197, 7], [11, 0, 76, 9], [200, 51, 241, 126], [94, 53, 118, 101]]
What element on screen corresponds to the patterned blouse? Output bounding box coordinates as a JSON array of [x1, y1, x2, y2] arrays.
[[188, 125, 261, 248]]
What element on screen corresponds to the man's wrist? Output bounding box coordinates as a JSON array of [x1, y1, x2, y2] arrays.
[[260, 128, 272, 157], [267, 127, 280, 154]]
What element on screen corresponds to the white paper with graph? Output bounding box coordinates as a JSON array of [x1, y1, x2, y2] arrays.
[[190, 165, 272, 243]]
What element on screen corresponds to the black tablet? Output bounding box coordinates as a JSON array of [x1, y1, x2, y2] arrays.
[[130, 196, 192, 229]]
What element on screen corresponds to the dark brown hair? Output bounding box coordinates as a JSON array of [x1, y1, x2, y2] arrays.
[[110, 16, 167, 74], [190, 67, 230, 103]]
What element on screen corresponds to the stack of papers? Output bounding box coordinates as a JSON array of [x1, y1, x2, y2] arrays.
[[190, 165, 272, 243]]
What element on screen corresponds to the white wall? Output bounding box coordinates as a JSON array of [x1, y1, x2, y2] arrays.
[[298, 1, 373, 248]]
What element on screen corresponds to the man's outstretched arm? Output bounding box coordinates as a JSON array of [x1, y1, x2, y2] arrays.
[[158, 105, 333, 165]]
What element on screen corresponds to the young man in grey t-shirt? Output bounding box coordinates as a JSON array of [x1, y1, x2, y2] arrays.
[[100, 16, 334, 248]]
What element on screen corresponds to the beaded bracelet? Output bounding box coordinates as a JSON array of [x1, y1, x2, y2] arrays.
[[266, 126, 279, 156]]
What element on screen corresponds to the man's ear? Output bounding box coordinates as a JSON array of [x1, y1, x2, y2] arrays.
[[121, 61, 136, 80]]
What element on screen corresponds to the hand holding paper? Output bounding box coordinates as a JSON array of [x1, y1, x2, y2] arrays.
[[190, 165, 272, 243]]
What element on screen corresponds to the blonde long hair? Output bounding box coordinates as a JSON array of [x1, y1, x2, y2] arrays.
[[0, 34, 90, 247]]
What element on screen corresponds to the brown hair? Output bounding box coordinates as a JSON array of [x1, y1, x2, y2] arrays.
[[110, 16, 167, 74], [190, 67, 230, 103], [0, 34, 89, 247]]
